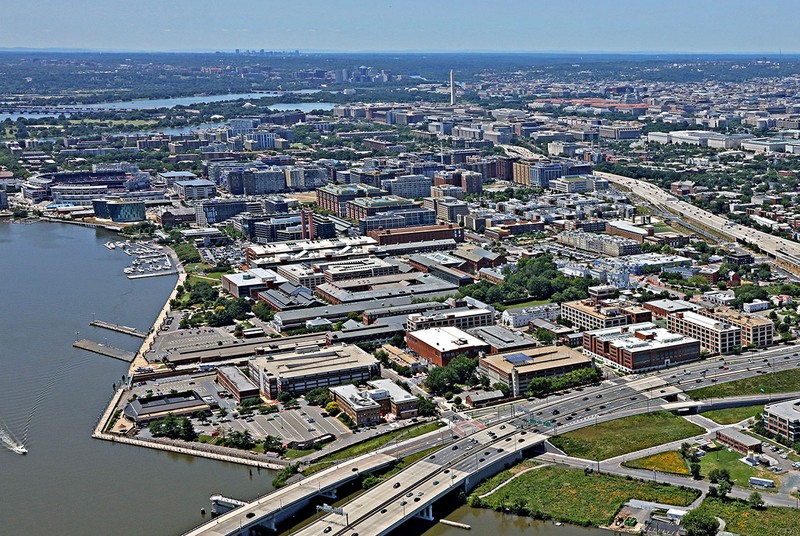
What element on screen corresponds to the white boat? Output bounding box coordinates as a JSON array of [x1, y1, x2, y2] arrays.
[[12, 445, 27, 455]]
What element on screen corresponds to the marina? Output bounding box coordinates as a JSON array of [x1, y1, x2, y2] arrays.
[[105, 240, 179, 279]]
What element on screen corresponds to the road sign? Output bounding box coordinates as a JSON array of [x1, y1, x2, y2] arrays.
[[317, 504, 344, 516]]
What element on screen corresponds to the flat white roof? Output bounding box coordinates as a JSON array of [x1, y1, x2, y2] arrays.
[[408, 326, 487, 353]]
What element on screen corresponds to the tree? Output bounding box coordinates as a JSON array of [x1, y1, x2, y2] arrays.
[[690, 462, 702, 479], [417, 397, 438, 417], [682, 509, 720, 536], [534, 328, 555, 345], [325, 401, 341, 416], [748, 491, 764, 509], [679, 442, 692, 460], [717, 479, 732, 498], [305, 387, 332, 406]]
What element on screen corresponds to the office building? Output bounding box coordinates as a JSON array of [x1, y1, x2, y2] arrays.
[[196, 199, 263, 226], [345, 195, 415, 221], [316, 183, 386, 217], [175, 179, 217, 199], [358, 207, 437, 234], [406, 326, 490, 367], [666, 311, 742, 355], [367, 223, 463, 245], [501, 303, 562, 328], [583, 322, 701, 373], [216, 366, 260, 404], [478, 346, 592, 397], [381, 174, 432, 199], [248, 344, 379, 400], [407, 308, 494, 331], [557, 230, 642, 257], [560, 299, 651, 331], [764, 398, 800, 443], [700, 308, 774, 348]]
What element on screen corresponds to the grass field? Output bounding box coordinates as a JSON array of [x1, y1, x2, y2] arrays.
[[311, 421, 444, 464], [623, 451, 690, 475], [469, 461, 542, 499], [496, 299, 551, 311], [698, 448, 777, 487], [701, 405, 763, 425], [688, 368, 800, 399], [475, 465, 699, 527], [549, 412, 705, 461], [693, 497, 800, 536]]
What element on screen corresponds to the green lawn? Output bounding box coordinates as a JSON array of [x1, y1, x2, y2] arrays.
[[693, 497, 800, 536], [497, 299, 551, 311], [701, 405, 763, 425], [284, 448, 316, 460], [312, 421, 444, 464], [688, 368, 800, 399], [469, 460, 542, 498], [698, 447, 776, 488], [623, 451, 690, 475], [549, 412, 705, 461], [474, 465, 699, 527]]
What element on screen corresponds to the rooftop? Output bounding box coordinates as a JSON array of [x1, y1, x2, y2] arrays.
[[480, 346, 591, 375], [407, 326, 489, 353], [249, 344, 377, 380], [764, 398, 800, 422], [586, 322, 700, 352]]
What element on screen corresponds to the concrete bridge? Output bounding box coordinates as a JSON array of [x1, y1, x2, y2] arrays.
[[181, 452, 397, 536], [184, 422, 547, 536]]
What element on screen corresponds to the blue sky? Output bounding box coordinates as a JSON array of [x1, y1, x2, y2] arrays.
[[1, 0, 798, 54]]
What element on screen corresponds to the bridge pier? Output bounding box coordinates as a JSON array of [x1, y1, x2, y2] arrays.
[[318, 488, 337, 499], [414, 504, 434, 521]]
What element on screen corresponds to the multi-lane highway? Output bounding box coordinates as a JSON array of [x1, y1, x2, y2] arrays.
[[468, 343, 800, 433], [594, 171, 800, 272]]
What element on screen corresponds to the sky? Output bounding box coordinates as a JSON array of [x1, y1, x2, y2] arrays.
[[1, 0, 799, 54]]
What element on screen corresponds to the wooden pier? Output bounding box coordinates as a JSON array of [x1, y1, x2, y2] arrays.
[[73, 339, 135, 362], [90, 320, 147, 338]]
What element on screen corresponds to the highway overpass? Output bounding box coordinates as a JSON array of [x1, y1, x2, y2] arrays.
[[594, 171, 800, 273]]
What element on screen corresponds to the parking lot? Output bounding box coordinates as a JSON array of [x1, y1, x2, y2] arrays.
[[147, 324, 234, 362], [227, 404, 348, 444]]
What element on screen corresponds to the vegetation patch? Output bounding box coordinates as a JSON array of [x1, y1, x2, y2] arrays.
[[313, 421, 444, 463], [470, 465, 699, 527], [623, 451, 690, 475], [693, 496, 800, 536], [701, 404, 763, 425], [698, 447, 777, 487], [688, 368, 800, 399], [549, 412, 705, 461]]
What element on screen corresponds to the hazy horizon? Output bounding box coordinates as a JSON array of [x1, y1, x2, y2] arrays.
[[1, 0, 799, 55]]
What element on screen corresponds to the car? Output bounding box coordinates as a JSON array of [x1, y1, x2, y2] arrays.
[[596, 394, 602, 398], [414, 497, 421, 502], [479, 458, 485, 462], [599, 405, 606, 409], [452, 445, 458, 451], [505, 437, 511, 442], [499, 425, 506, 430], [393, 482, 401, 489], [307, 418, 315, 423], [585, 407, 591, 412], [324, 527, 332, 534], [380, 509, 387, 514], [443, 469, 450, 474], [552, 409, 560, 415], [406, 492, 413, 497], [696, 379, 703, 383], [583, 397, 589, 401], [566, 416, 573, 421]]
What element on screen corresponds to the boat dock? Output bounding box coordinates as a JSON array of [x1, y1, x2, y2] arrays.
[[128, 270, 178, 280], [90, 320, 147, 338], [73, 339, 135, 362]]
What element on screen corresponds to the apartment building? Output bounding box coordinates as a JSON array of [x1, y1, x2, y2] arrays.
[[407, 308, 494, 331], [560, 299, 652, 331]]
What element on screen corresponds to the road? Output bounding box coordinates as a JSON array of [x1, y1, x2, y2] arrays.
[[594, 171, 800, 272]]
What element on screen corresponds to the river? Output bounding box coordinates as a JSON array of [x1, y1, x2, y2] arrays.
[[0, 221, 274, 536], [0, 221, 606, 536], [0, 92, 337, 121]]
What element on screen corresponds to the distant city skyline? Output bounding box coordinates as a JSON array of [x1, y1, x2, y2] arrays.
[[1, 0, 799, 54]]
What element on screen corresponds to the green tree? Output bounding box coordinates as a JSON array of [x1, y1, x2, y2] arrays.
[[682, 509, 720, 536], [717, 479, 732, 498], [325, 401, 341, 416], [305, 386, 332, 406], [748, 491, 764, 509], [690, 462, 702, 479], [417, 397, 438, 417]]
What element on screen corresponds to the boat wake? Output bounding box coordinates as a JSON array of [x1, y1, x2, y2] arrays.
[[0, 426, 26, 455]]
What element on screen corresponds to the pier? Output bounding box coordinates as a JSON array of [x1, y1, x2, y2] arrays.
[[73, 339, 135, 362], [90, 320, 147, 339]]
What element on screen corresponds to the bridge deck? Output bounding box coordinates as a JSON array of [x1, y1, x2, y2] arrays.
[[289, 426, 547, 536], [182, 452, 397, 536]]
